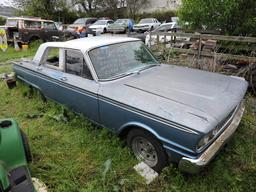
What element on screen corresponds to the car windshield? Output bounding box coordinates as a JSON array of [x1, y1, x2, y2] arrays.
[[89, 41, 159, 81], [93, 20, 107, 25], [74, 18, 86, 24], [6, 19, 18, 27], [115, 19, 127, 24], [139, 19, 153, 24]]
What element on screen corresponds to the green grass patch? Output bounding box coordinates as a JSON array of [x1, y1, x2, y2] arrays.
[[0, 64, 255, 191], [0, 41, 41, 63]]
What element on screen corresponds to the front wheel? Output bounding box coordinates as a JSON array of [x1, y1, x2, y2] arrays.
[[127, 129, 168, 172]]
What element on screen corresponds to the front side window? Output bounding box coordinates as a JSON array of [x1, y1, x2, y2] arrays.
[[65, 49, 92, 80], [44, 22, 57, 30], [107, 21, 114, 24], [89, 41, 159, 81]]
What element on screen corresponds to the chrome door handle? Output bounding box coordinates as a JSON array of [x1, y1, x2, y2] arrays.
[[36, 67, 42, 71], [60, 77, 67, 81]]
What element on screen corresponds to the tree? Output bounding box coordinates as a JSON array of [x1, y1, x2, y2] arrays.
[[0, 17, 6, 25], [126, 0, 150, 19], [15, 0, 77, 23], [178, 0, 256, 36], [72, 0, 102, 14]]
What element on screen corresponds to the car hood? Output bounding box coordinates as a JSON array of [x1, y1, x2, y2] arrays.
[[99, 64, 248, 133], [108, 23, 125, 28], [90, 25, 105, 29]]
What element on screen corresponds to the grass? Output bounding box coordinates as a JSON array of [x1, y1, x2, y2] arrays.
[[0, 41, 40, 63], [0, 47, 256, 192]]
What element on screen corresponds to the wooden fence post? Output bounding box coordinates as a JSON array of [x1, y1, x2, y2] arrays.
[[198, 34, 202, 59], [197, 34, 202, 68]]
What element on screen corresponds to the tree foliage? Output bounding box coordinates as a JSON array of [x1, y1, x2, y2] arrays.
[[15, 0, 77, 23], [0, 17, 6, 25], [178, 0, 256, 36], [126, 0, 149, 19], [15, 0, 152, 22]]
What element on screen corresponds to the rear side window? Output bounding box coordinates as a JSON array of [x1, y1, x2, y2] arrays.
[[6, 19, 18, 27], [44, 47, 60, 68], [24, 20, 41, 29], [65, 50, 93, 80]]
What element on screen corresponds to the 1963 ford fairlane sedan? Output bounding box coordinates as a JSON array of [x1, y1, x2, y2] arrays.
[[13, 36, 248, 173]]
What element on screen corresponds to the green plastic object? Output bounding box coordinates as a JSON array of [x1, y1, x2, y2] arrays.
[[0, 119, 35, 192]]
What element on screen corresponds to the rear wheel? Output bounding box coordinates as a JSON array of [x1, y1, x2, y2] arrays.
[[127, 129, 168, 172]]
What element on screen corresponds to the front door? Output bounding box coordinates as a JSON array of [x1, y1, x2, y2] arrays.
[[42, 22, 61, 41]]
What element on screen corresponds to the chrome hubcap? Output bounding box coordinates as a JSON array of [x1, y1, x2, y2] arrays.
[[131, 137, 158, 167]]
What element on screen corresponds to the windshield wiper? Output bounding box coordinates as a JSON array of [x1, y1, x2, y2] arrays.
[[100, 64, 160, 81], [133, 63, 160, 74]]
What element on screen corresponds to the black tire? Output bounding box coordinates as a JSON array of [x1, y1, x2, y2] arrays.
[[127, 129, 168, 172], [103, 28, 107, 33], [20, 130, 32, 163]]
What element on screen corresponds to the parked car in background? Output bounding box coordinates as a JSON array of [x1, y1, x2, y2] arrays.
[[145, 22, 190, 47], [14, 36, 248, 173], [66, 17, 97, 38], [0, 119, 35, 192], [130, 22, 181, 44], [5, 16, 64, 45], [107, 19, 134, 33], [133, 18, 161, 32], [89, 19, 114, 34]]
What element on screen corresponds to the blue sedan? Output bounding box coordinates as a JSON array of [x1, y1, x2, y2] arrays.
[[13, 36, 248, 173]]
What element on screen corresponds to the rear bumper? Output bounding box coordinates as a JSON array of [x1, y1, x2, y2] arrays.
[[178, 103, 245, 174]]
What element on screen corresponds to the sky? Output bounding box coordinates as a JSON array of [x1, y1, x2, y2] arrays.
[[0, 0, 14, 6]]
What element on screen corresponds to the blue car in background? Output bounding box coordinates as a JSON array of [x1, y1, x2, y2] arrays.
[[13, 36, 248, 173]]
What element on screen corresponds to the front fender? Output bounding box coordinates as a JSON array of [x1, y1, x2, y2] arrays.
[[118, 121, 160, 139]]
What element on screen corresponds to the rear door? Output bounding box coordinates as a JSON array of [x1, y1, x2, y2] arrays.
[[37, 47, 100, 122], [22, 20, 42, 42]]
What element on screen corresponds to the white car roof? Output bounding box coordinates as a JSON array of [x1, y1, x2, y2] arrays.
[[33, 36, 139, 63]]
